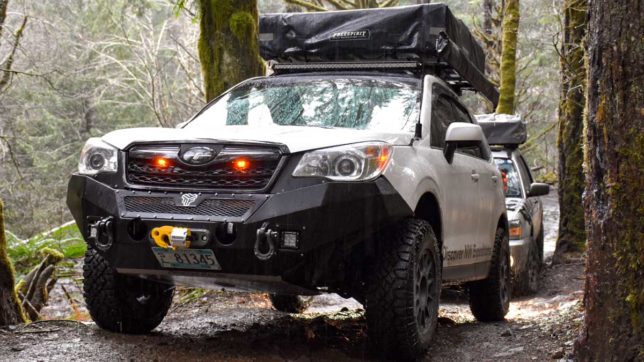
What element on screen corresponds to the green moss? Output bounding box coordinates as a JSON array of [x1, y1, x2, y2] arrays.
[[0, 200, 27, 324], [40, 247, 64, 263], [198, 0, 265, 102], [229, 12, 255, 41]]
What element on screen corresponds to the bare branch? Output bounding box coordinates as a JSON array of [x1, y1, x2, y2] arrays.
[[285, 0, 327, 11], [0, 15, 27, 92]]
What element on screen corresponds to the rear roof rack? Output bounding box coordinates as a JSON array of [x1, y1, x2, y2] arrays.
[[259, 4, 499, 106]]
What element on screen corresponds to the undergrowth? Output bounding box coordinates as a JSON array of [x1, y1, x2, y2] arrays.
[[7, 222, 86, 276]]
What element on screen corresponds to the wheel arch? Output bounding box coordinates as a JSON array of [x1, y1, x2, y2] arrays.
[[414, 192, 443, 256], [497, 212, 509, 234]]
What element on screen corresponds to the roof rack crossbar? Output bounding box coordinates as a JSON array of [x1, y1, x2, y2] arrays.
[[271, 61, 424, 73]]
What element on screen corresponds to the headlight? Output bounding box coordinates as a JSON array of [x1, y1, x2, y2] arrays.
[[509, 219, 522, 240], [292, 142, 392, 181], [78, 138, 118, 175]]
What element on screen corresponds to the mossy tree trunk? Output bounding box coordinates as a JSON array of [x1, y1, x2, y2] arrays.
[[197, 0, 265, 102], [574, 0, 643, 359], [495, 0, 519, 115], [0, 2, 25, 326], [0, 200, 26, 326], [553, 0, 587, 261]]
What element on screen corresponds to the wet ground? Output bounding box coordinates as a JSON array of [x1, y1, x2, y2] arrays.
[[1, 191, 585, 361]]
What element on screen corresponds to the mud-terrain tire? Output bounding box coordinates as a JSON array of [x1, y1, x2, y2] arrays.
[[536, 223, 545, 265], [513, 241, 540, 296], [269, 294, 312, 313], [469, 227, 511, 321], [83, 248, 174, 333], [366, 219, 441, 360]]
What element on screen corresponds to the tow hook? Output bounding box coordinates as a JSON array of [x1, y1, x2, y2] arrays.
[[151, 226, 191, 250], [88, 217, 114, 251], [254, 222, 277, 261]]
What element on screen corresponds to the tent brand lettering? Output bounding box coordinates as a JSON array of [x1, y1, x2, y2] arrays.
[[330, 30, 370, 41]]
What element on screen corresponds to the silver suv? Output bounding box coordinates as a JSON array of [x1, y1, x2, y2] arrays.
[[66, 4, 509, 359]]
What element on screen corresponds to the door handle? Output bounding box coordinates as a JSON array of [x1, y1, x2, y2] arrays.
[[491, 175, 498, 183], [471, 172, 480, 182]]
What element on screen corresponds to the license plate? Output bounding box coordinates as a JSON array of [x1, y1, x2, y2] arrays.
[[152, 247, 221, 271]]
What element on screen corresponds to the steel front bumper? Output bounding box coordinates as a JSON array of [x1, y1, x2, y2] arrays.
[[67, 175, 411, 292]]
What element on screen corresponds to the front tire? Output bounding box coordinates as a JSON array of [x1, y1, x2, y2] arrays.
[[83, 248, 174, 333], [469, 227, 511, 321], [366, 219, 441, 360], [269, 294, 312, 313], [513, 241, 540, 296]]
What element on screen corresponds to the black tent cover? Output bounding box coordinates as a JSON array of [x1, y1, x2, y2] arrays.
[[259, 4, 499, 106], [475, 114, 527, 146]]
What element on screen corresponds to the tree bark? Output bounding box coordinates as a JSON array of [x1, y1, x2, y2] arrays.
[[495, 0, 519, 114], [0, 200, 26, 326], [197, 0, 265, 102], [575, 0, 643, 360], [554, 0, 587, 261]]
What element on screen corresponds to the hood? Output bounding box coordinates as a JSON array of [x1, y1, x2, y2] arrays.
[[102, 125, 413, 153]]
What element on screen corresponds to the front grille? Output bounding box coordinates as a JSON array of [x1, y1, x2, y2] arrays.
[[126, 144, 282, 190], [124, 196, 256, 218]]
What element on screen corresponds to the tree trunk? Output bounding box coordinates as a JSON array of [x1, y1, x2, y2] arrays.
[[197, 0, 265, 102], [554, 0, 587, 261], [575, 0, 643, 360], [483, 0, 494, 36], [495, 0, 519, 115], [0, 0, 8, 44], [0, 200, 26, 326]]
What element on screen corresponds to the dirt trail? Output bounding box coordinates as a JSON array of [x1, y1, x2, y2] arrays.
[[1, 191, 584, 361]]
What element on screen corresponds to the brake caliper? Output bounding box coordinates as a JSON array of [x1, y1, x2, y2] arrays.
[[151, 226, 191, 250]]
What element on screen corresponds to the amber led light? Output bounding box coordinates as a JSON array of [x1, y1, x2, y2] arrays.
[[154, 157, 170, 168], [233, 158, 250, 171]]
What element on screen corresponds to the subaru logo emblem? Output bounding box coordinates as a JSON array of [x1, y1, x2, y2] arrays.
[[181, 146, 216, 165], [181, 193, 199, 207]]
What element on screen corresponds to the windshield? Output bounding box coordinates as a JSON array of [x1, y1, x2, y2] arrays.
[[494, 158, 523, 198], [186, 76, 420, 132]]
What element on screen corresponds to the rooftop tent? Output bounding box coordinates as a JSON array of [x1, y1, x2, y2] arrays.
[[475, 113, 528, 146], [259, 4, 499, 106]]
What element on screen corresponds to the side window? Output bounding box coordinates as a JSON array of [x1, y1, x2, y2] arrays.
[[452, 102, 474, 124], [430, 94, 454, 149]]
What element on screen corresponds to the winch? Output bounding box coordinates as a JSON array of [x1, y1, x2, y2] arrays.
[[150, 226, 212, 250], [151, 226, 191, 249]]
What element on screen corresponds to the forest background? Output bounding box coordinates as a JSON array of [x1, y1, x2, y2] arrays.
[[0, 0, 560, 239]]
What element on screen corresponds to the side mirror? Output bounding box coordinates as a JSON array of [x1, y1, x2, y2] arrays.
[[528, 182, 550, 197], [443, 123, 485, 164]]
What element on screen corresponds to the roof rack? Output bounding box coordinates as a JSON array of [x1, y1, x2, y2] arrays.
[[271, 61, 423, 73], [259, 4, 499, 106]]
